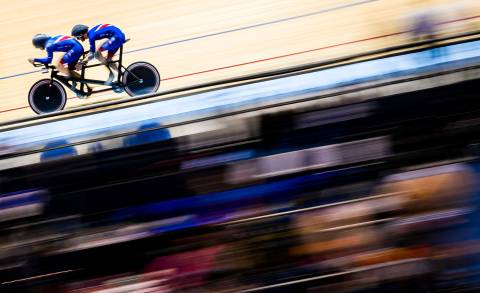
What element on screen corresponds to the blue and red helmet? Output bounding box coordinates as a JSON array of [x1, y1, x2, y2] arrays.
[[32, 34, 50, 50], [71, 24, 89, 39]]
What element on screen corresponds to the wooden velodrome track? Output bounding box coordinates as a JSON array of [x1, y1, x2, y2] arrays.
[[0, 0, 479, 122]]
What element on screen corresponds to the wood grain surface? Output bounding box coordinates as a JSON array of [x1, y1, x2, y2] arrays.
[[0, 0, 479, 121]]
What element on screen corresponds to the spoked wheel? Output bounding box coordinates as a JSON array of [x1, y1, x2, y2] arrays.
[[122, 62, 160, 97], [28, 79, 67, 114]]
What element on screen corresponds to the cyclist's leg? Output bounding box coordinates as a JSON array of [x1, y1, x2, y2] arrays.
[[97, 36, 124, 85], [94, 40, 115, 84], [95, 49, 118, 72], [69, 47, 84, 80], [68, 64, 81, 80], [56, 61, 81, 81], [105, 37, 123, 72], [94, 40, 109, 65], [59, 49, 87, 97], [55, 61, 84, 97], [98, 36, 123, 71], [56, 59, 71, 77], [59, 49, 82, 79], [106, 50, 119, 71]]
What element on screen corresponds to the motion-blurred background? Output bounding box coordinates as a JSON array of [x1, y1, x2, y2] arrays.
[[2, 0, 480, 292]]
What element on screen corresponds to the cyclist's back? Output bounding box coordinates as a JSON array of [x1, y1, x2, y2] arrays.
[[87, 24, 125, 54], [35, 35, 83, 65]]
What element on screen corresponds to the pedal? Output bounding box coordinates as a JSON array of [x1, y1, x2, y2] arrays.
[[112, 83, 124, 93], [72, 88, 87, 99], [86, 86, 93, 96], [76, 92, 87, 99]]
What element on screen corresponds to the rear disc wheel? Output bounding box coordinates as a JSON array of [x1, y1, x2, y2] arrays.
[[122, 62, 160, 97]]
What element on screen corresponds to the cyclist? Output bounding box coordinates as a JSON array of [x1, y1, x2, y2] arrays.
[[28, 34, 84, 82], [71, 24, 126, 85]]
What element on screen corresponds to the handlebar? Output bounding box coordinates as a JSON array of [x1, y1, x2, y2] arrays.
[[75, 51, 91, 67], [33, 62, 55, 69], [32, 62, 55, 74]]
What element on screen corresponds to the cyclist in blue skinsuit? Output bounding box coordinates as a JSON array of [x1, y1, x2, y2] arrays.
[[71, 24, 126, 85], [28, 34, 83, 81]]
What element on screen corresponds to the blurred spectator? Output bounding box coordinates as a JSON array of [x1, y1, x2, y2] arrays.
[[406, 0, 445, 60], [377, 163, 474, 213], [87, 142, 104, 153], [145, 244, 225, 291], [408, 0, 439, 42], [40, 139, 78, 162], [122, 121, 171, 147]]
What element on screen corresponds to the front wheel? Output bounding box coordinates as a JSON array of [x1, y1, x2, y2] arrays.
[[28, 79, 67, 114], [122, 62, 160, 97]]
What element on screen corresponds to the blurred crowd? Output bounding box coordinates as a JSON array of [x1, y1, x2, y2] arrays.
[[2, 157, 480, 292], [2, 74, 480, 291]]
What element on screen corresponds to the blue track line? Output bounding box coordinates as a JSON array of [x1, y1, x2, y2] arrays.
[[0, 0, 377, 81], [124, 0, 378, 54], [0, 70, 42, 80]]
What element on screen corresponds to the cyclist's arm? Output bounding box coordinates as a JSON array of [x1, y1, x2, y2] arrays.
[[89, 35, 96, 53], [34, 46, 54, 64]]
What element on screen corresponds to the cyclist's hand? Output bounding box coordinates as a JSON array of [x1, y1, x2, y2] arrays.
[[27, 58, 34, 65], [75, 63, 83, 71]]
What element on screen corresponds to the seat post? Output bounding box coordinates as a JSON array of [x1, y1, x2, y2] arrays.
[[117, 45, 123, 83], [50, 70, 57, 85], [119, 45, 123, 66], [80, 62, 86, 93]]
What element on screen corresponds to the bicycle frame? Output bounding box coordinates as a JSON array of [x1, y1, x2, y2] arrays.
[[43, 44, 142, 97]]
